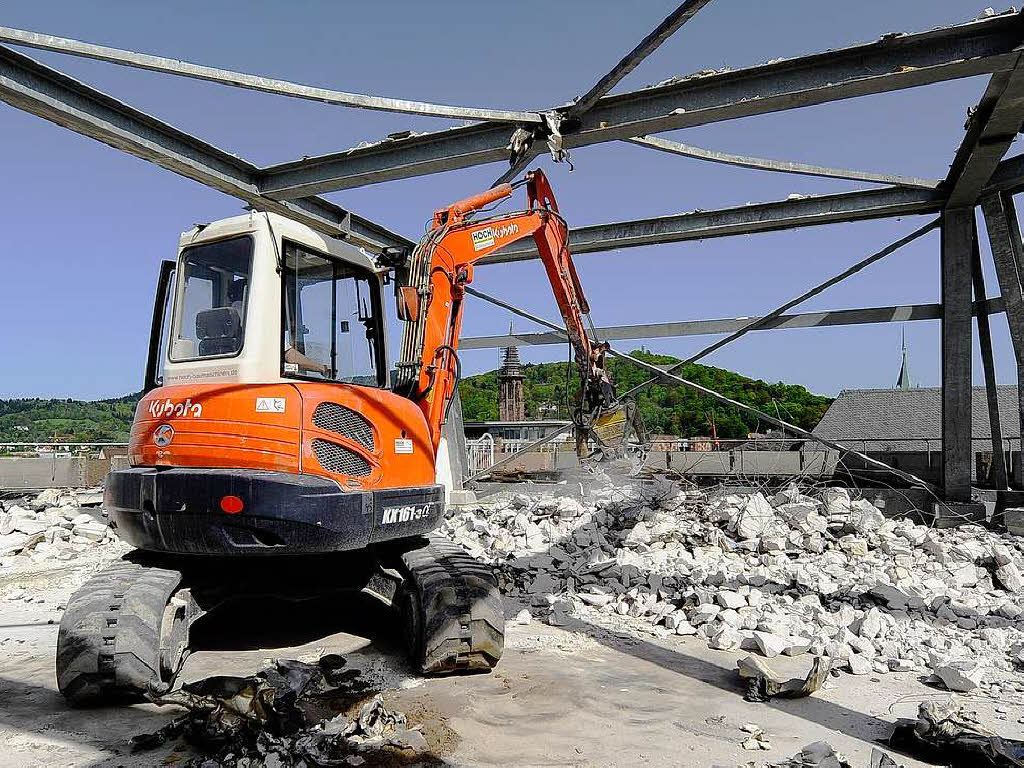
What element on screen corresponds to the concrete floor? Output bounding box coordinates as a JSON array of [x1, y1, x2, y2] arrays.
[[3, 561, 1018, 768]]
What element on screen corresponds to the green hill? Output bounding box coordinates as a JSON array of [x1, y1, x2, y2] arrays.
[[0, 393, 140, 443], [0, 352, 832, 443], [459, 350, 832, 439]]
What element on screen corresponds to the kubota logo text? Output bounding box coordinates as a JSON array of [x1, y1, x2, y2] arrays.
[[471, 223, 519, 251], [148, 399, 203, 419]]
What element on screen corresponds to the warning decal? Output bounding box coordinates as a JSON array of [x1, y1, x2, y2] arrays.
[[256, 397, 286, 413]]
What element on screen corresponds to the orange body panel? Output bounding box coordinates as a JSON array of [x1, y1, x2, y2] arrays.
[[132, 382, 435, 490], [298, 382, 436, 489], [133, 384, 303, 472]]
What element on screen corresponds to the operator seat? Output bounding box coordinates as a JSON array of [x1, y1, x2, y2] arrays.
[[195, 307, 242, 356]]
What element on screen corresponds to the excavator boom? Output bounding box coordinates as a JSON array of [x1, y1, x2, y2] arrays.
[[393, 170, 640, 462]]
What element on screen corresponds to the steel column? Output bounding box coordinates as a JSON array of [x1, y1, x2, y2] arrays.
[[941, 209, 976, 501]]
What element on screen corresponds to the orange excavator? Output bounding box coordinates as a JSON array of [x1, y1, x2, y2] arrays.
[[56, 170, 645, 705]]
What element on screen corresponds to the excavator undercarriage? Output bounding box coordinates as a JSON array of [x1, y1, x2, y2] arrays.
[[57, 535, 503, 705]]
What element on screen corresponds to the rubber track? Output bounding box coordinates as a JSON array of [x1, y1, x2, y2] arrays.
[[56, 558, 183, 706], [399, 536, 504, 673]]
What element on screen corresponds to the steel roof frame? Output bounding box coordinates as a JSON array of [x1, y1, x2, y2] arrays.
[[4, 4, 1024, 499]]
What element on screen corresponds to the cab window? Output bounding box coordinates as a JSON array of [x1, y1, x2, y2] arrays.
[[169, 236, 252, 361], [281, 241, 383, 386]]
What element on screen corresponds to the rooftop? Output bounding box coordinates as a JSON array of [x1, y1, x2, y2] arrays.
[[813, 386, 1020, 451]]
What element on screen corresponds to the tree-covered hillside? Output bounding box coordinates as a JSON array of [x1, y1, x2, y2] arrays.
[[0, 393, 139, 442], [459, 350, 832, 439], [0, 352, 832, 442]]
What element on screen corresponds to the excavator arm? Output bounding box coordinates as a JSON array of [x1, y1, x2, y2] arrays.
[[392, 170, 627, 456]]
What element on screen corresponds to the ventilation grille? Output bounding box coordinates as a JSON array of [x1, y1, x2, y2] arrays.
[[312, 402, 375, 451], [313, 439, 372, 477]]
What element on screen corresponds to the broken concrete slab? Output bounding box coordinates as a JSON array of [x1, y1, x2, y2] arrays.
[[932, 660, 987, 692]]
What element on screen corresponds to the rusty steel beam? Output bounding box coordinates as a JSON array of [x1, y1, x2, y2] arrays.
[[0, 44, 411, 252], [625, 135, 940, 189], [260, 12, 1024, 196], [0, 25, 542, 124]]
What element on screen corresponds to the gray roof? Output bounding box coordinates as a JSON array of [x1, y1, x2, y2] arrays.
[[812, 386, 1020, 452]]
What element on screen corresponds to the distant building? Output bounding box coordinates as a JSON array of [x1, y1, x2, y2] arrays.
[[689, 436, 716, 452], [465, 333, 568, 445], [812, 386, 1020, 485], [498, 328, 525, 422], [649, 433, 685, 451], [464, 420, 570, 443]]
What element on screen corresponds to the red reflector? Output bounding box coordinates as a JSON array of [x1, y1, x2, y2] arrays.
[[219, 495, 244, 515]]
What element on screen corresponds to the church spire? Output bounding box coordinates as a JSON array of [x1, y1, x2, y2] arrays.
[[896, 327, 912, 390]]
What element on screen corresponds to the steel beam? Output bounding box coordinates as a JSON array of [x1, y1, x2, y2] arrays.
[[971, 222, 1009, 489], [0, 44, 411, 252], [941, 209, 975, 501], [625, 135, 940, 189], [460, 299, 1004, 350], [981, 191, 1024, 487], [944, 52, 1024, 208], [260, 12, 1024, 196], [566, 0, 714, 118], [985, 151, 1024, 191], [0, 26, 542, 124], [485, 186, 944, 263]]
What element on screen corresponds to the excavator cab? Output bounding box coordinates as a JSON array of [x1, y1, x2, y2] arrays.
[[149, 214, 389, 394]]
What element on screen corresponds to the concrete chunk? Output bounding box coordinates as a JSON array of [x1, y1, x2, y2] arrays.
[[933, 661, 986, 692], [752, 631, 788, 659], [716, 590, 746, 610]]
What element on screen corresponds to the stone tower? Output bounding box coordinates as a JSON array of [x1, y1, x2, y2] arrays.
[[498, 324, 525, 422]]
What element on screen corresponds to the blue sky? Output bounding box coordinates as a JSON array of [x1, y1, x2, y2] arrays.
[[0, 0, 1017, 400]]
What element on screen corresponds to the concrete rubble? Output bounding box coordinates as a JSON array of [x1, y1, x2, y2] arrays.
[[442, 474, 1024, 698], [3, 481, 1024, 765], [0, 487, 120, 570]]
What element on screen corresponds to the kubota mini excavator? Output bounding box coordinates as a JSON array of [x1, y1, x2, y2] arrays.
[[56, 170, 646, 705]]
